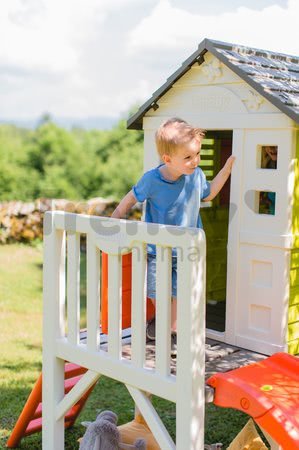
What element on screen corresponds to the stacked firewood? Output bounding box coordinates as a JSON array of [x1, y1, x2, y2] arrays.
[[0, 198, 142, 244]]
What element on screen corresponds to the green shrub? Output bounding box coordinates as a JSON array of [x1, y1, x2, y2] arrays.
[[0, 115, 143, 202]]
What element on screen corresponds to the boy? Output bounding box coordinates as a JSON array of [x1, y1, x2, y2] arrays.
[[112, 117, 235, 355]]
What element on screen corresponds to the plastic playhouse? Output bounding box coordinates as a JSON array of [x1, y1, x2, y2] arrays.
[[7, 38, 299, 449]]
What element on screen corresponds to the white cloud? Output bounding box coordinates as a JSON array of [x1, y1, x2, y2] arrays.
[[127, 0, 299, 57], [1, 0, 110, 73], [126, 0, 198, 54], [3, 2, 70, 72]]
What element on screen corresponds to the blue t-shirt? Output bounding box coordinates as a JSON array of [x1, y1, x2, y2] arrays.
[[132, 164, 210, 254]]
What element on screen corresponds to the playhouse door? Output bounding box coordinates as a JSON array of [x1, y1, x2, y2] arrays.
[[200, 131, 233, 332]]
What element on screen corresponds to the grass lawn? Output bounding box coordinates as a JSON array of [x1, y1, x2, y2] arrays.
[[0, 242, 251, 449]]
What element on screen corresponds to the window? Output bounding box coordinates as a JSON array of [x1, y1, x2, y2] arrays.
[[258, 191, 276, 215], [259, 145, 278, 169]]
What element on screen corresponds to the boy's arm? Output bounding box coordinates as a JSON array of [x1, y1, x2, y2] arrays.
[[111, 190, 137, 219], [203, 155, 235, 202]]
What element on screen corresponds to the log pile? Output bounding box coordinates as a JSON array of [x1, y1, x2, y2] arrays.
[[0, 198, 142, 244]]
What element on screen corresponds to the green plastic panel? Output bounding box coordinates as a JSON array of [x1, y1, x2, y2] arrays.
[[289, 130, 299, 353], [201, 207, 229, 303]]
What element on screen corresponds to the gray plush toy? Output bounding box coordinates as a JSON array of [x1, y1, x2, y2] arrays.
[[79, 410, 146, 450]]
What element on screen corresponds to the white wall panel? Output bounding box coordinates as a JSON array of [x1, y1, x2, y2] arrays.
[[235, 244, 290, 354]]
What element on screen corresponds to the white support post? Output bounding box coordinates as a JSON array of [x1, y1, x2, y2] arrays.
[[55, 370, 101, 421], [86, 237, 101, 351], [67, 231, 80, 346], [126, 385, 175, 450], [131, 242, 147, 367], [155, 245, 172, 376], [176, 235, 206, 450], [42, 212, 66, 450], [108, 254, 122, 358]]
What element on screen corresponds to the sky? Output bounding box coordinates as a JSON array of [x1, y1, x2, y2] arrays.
[[1, 0, 298, 122]]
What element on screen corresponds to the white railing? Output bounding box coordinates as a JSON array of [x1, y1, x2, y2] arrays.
[[42, 211, 206, 449]]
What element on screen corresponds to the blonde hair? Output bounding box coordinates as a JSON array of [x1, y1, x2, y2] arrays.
[[155, 117, 205, 159]]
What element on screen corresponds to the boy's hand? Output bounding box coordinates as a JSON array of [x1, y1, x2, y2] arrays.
[[203, 155, 235, 202], [111, 190, 137, 219]]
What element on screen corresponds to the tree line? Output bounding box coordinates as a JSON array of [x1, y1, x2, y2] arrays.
[[0, 116, 143, 202]]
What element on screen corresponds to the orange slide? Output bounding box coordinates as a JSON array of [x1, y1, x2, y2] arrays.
[[207, 352, 299, 449]]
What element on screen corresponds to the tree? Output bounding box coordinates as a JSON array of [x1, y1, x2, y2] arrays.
[[0, 112, 144, 201]]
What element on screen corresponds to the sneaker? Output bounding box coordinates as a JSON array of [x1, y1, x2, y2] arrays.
[[146, 318, 156, 341], [171, 332, 177, 357]]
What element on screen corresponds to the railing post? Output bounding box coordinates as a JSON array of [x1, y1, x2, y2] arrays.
[[42, 212, 66, 450], [67, 231, 81, 346], [131, 242, 147, 367], [86, 236, 101, 351], [176, 232, 206, 450], [155, 245, 172, 376]]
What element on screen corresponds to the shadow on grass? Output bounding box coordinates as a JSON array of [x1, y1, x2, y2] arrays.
[[0, 360, 42, 372], [34, 262, 43, 271], [1, 376, 177, 449], [205, 403, 250, 446], [15, 341, 42, 352], [0, 382, 85, 450]]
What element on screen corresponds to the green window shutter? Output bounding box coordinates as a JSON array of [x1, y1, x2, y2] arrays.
[[200, 137, 221, 206]]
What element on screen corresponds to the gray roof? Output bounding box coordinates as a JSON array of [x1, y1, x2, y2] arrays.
[[127, 38, 299, 129]]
